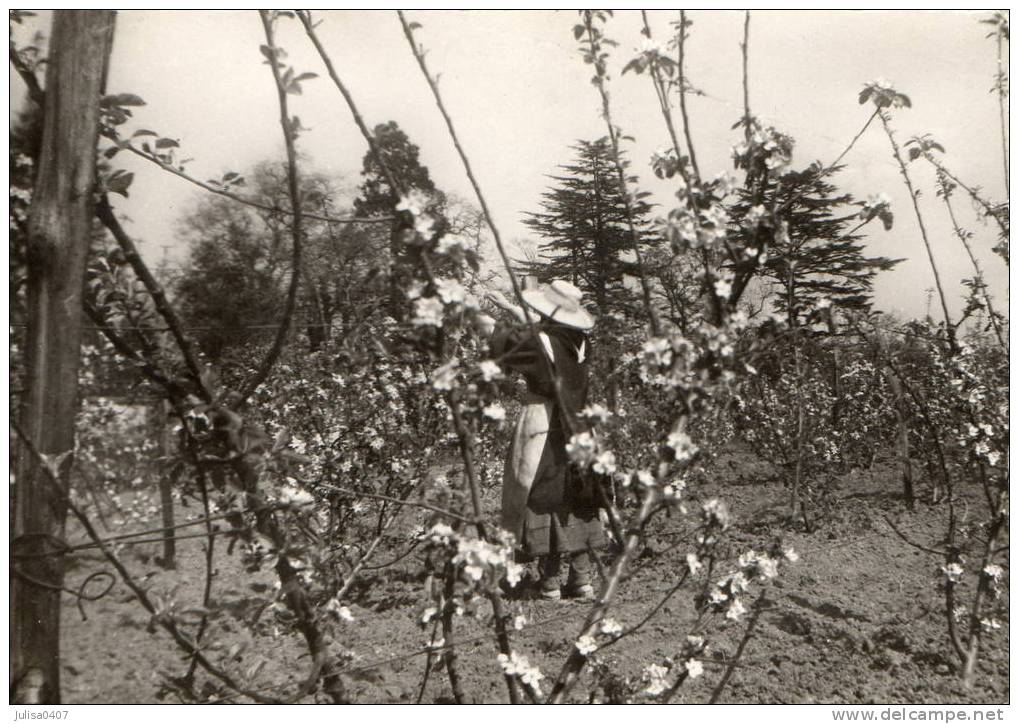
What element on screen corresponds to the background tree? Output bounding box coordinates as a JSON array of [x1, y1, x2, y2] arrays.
[[175, 192, 286, 363], [520, 137, 659, 319], [728, 165, 902, 327], [353, 120, 443, 217], [352, 120, 447, 315], [9, 106, 42, 315], [174, 161, 393, 367]]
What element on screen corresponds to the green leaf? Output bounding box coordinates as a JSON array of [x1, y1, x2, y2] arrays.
[[103, 146, 121, 159], [858, 87, 872, 105], [132, 129, 158, 138], [294, 72, 318, 82], [155, 137, 179, 149], [259, 44, 274, 62]]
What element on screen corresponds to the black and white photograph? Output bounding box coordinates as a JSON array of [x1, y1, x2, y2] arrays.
[[8, 8, 1010, 709]]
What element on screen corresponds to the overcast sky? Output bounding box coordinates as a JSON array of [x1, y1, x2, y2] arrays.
[[10, 10, 1009, 322]]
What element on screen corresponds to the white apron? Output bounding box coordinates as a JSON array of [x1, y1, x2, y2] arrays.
[[501, 392, 553, 540], [500, 332, 558, 541]]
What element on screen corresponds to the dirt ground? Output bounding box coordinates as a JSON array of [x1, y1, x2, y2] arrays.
[[58, 447, 1009, 704]]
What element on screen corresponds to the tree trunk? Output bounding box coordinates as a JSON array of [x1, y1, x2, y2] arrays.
[[11, 10, 116, 704]]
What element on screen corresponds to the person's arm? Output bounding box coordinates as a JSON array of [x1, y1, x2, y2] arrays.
[[484, 290, 533, 324]]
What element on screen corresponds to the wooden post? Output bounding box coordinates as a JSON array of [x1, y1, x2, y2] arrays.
[[157, 400, 177, 569], [887, 371, 914, 506], [11, 10, 116, 704]]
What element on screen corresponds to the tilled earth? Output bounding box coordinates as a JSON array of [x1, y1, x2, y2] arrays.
[[59, 449, 1009, 704]]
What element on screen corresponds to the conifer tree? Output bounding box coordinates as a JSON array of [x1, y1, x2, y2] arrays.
[[729, 165, 901, 326], [521, 138, 658, 318]]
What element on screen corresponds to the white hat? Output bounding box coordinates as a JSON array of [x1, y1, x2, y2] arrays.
[[521, 280, 595, 331]]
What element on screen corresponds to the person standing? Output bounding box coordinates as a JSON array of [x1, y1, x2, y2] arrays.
[[485, 280, 605, 600]]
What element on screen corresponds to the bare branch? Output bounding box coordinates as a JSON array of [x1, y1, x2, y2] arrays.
[[95, 195, 209, 399], [104, 134, 389, 226], [9, 43, 44, 106], [239, 12, 306, 402]]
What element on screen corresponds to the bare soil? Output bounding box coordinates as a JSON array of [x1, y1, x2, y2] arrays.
[[59, 448, 1009, 704]]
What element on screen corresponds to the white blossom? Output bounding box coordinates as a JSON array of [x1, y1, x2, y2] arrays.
[[430, 358, 460, 391], [593, 450, 617, 475], [434, 277, 466, 305], [941, 563, 964, 583], [436, 234, 468, 255], [565, 431, 598, 466], [324, 598, 354, 622], [575, 634, 598, 655], [396, 189, 432, 217], [666, 429, 699, 462], [497, 652, 544, 695], [644, 663, 669, 696], [478, 359, 503, 381], [599, 618, 623, 637], [725, 597, 747, 621], [483, 403, 507, 422], [581, 403, 613, 424], [412, 296, 445, 328]]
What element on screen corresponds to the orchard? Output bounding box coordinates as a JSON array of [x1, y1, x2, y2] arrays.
[[8, 9, 1008, 705]]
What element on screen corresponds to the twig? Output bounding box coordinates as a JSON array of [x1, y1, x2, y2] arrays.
[[396, 11, 536, 324], [939, 176, 1006, 350], [184, 465, 217, 682], [920, 155, 1008, 238], [240, 11, 306, 402], [878, 110, 956, 351], [95, 195, 209, 398], [641, 11, 692, 187], [882, 516, 943, 556], [440, 561, 466, 704], [104, 133, 389, 226], [9, 42, 44, 106], [708, 593, 767, 703], [416, 620, 440, 704], [82, 298, 185, 399], [676, 11, 700, 180], [740, 11, 751, 140], [298, 11, 403, 198], [333, 507, 403, 601], [547, 486, 659, 703], [398, 8, 628, 552], [993, 26, 1009, 196], [447, 394, 522, 704], [313, 481, 476, 526], [581, 12, 661, 336], [11, 422, 289, 703]]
